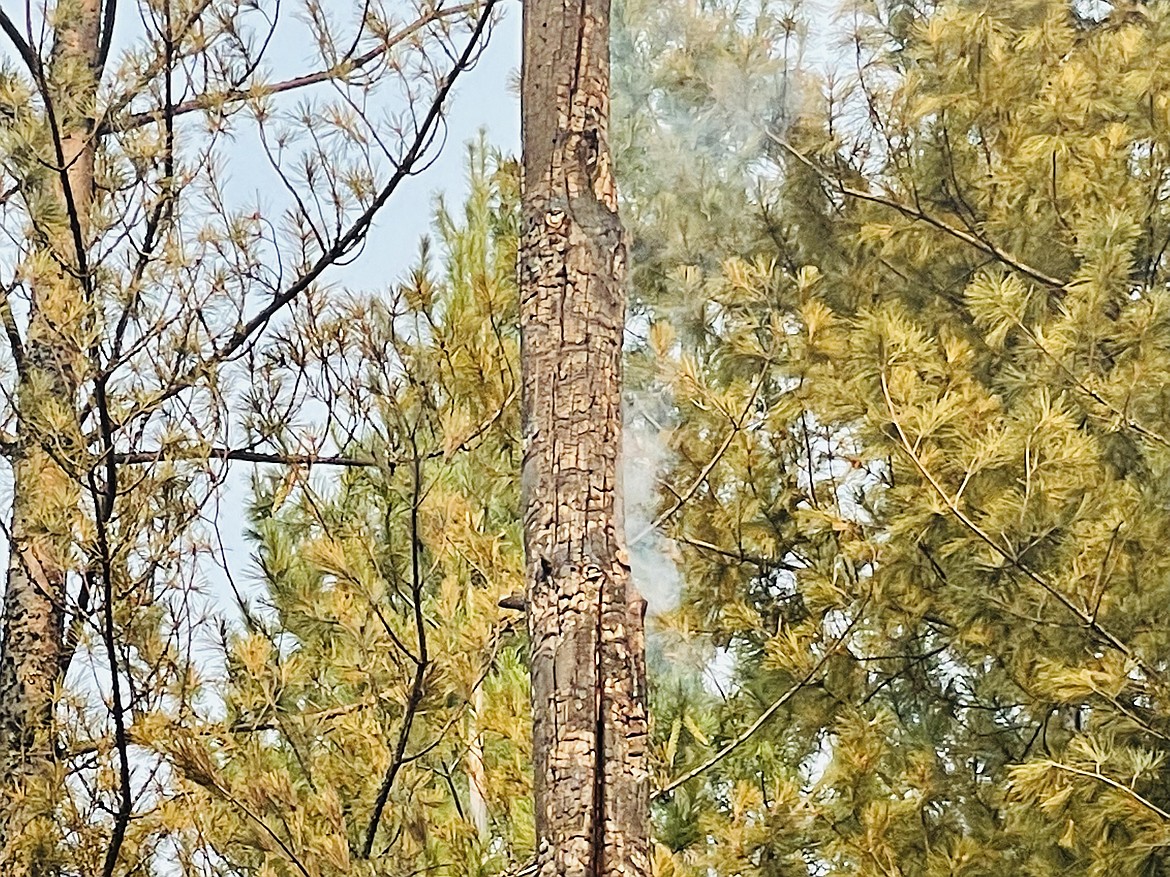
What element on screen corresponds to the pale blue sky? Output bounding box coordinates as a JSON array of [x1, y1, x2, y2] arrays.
[[206, 1, 522, 633]]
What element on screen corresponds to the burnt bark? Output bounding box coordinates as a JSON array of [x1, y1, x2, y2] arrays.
[[0, 0, 101, 865], [520, 0, 649, 873]]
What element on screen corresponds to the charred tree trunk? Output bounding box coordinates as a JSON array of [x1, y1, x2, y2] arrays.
[[0, 0, 100, 864], [519, 0, 649, 873]]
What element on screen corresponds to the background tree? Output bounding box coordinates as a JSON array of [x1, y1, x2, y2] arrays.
[[638, 1, 1170, 875], [171, 148, 532, 876], [0, 0, 500, 872]]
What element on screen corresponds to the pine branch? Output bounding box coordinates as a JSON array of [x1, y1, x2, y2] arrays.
[[100, 2, 481, 135], [652, 609, 862, 801], [1009, 315, 1170, 449], [633, 368, 767, 545], [1044, 761, 1170, 822], [672, 535, 799, 570], [767, 132, 1067, 292], [113, 447, 381, 468], [879, 368, 1158, 684], [104, 0, 499, 431]]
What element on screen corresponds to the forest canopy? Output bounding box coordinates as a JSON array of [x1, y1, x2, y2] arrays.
[[2, 0, 1170, 875]]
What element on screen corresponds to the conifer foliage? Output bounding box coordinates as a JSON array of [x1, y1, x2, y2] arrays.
[[641, 1, 1170, 875], [186, 149, 531, 876], [0, 0, 503, 873], [7, 0, 1170, 876]]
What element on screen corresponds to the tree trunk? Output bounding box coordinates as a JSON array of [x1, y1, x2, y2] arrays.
[[467, 687, 490, 838], [0, 0, 100, 864], [519, 0, 650, 873]]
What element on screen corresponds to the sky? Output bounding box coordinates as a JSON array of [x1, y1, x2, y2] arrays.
[[203, 0, 523, 650]]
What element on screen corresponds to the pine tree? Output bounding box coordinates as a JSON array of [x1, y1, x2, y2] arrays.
[[0, 1, 500, 872], [0, 5, 101, 864], [174, 148, 533, 876], [642, 1, 1170, 874]]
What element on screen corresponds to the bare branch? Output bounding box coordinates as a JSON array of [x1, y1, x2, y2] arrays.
[[0, 8, 39, 77], [113, 447, 381, 467], [101, 2, 481, 135], [113, 0, 499, 428]]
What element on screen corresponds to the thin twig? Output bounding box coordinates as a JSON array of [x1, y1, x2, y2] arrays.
[[1044, 761, 1170, 821], [633, 371, 766, 545], [766, 131, 1067, 291], [102, 2, 481, 134], [362, 451, 429, 858], [652, 610, 860, 801]]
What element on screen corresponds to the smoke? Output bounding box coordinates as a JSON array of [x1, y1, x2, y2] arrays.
[[623, 400, 684, 617], [623, 395, 744, 699], [612, 2, 862, 706], [612, 0, 815, 615]]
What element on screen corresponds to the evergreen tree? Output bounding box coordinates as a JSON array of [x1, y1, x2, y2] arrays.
[[646, 1, 1170, 875], [174, 147, 532, 877], [0, 0, 500, 871]]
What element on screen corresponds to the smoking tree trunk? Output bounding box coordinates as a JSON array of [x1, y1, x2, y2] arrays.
[[0, 0, 99, 863], [519, 0, 649, 873]]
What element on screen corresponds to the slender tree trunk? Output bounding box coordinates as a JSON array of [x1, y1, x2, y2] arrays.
[[467, 687, 490, 838], [0, 0, 100, 865], [519, 0, 649, 872]]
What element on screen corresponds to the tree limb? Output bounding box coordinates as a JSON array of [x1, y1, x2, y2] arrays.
[[0, 9, 39, 77], [766, 131, 1067, 292], [101, 2, 480, 135]]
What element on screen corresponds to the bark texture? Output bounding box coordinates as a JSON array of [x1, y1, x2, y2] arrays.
[[0, 0, 99, 864], [520, 0, 650, 873]]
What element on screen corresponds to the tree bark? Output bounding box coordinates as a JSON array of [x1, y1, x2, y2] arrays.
[[519, 0, 650, 873], [0, 0, 100, 865]]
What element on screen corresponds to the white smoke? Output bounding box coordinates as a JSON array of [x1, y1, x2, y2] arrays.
[[623, 399, 684, 617]]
